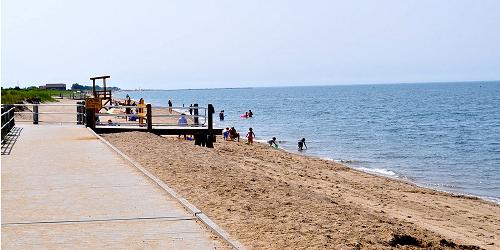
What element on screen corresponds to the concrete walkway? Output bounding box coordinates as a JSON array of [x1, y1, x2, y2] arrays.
[[1, 124, 223, 249]]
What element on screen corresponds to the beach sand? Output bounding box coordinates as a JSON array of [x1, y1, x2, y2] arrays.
[[102, 132, 499, 249]]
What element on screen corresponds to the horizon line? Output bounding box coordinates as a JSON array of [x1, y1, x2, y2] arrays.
[[116, 79, 500, 92]]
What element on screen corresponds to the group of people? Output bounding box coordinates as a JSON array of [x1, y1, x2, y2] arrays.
[[222, 127, 256, 144], [217, 107, 307, 150], [222, 126, 307, 151], [267, 137, 307, 150], [243, 110, 253, 118], [223, 127, 242, 142], [218, 109, 254, 121]]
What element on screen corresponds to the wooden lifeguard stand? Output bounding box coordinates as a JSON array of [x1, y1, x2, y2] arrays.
[[90, 75, 112, 109]]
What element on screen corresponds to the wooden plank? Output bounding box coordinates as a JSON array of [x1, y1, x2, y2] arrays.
[[90, 76, 110, 80], [93, 126, 223, 136]]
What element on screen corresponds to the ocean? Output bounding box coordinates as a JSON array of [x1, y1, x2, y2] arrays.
[[115, 82, 500, 203]]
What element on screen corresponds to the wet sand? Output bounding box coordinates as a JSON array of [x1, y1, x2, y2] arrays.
[[102, 132, 500, 249]]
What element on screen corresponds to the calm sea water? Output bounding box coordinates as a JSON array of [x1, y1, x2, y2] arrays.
[[116, 82, 500, 202]]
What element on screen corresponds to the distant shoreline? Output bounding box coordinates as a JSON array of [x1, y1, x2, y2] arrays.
[[116, 80, 500, 92]]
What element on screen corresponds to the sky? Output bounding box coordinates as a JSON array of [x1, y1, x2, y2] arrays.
[[1, 0, 500, 89]]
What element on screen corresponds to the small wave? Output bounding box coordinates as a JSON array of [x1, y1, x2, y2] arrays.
[[320, 157, 337, 162], [255, 139, 288, 144], [482, 196, 500, 204], [357, 167, 397, 177]]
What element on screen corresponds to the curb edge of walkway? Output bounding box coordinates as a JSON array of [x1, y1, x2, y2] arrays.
[[88, 128, 245, 250]]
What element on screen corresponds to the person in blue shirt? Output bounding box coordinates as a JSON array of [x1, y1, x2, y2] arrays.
[[223, 127, 230, 140], [177, 113, 188, 139]]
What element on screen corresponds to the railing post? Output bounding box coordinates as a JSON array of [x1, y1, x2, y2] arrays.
[[10, 105, 15, 130], [85, 108, 96, 130], [193, 103, 199, 126], [146, 103, 152, 131], [76, 102, 83, 125], [33, 104, 39, 125], [206, 104, 214, 148]]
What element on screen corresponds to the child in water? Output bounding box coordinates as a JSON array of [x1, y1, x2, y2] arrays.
[[298, 138, 307, 151], [268, 137, 278, 148], [246, 128, 255, 144]]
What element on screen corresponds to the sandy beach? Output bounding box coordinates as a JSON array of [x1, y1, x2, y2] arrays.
[[15, 98, 499, 248], [102, 132, 500, 249]]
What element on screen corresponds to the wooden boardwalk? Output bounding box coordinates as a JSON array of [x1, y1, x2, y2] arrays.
[[1, 124, 226, 249]]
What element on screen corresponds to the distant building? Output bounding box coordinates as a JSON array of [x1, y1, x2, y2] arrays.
[[39, 83, 66, 90]]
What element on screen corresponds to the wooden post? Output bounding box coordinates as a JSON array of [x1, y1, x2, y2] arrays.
[[85, 108, 96, 130], [206, 104, 214, 148], [193, 104, 199, 125], [76, 102, 81, 125], [77, 101, 84, 125], [92, 79, 96, 97], [146, 104, 152, 131], [103, 78, 107, 99], [33, 104, 39, 124]]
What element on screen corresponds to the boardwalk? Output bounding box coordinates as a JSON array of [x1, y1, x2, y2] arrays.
[[1, 124, 224, 249]]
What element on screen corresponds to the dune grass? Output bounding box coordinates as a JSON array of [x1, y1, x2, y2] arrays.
[[1, 88, 71, 104]]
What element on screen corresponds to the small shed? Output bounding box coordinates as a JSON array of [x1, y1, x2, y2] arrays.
[[40, 83, 67, 90]]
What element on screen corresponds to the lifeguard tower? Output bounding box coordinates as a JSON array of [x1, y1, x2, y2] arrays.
[[90, 75, 112, 110]]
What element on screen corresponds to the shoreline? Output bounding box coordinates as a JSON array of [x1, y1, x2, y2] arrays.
[[37, 98, 499, 205], [329, 157, 500, 206], [103, 131, 500, 249], [254, 138, 500, 206]]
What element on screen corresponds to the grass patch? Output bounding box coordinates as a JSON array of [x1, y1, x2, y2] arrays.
[[1, 88, 72, 104]]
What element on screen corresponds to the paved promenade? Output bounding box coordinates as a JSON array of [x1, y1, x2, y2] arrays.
[[1, 124, 223, 249]]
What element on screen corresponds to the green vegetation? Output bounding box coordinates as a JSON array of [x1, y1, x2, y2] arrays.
[[1, 87, 72, 104], [71, 83, 120, 91]]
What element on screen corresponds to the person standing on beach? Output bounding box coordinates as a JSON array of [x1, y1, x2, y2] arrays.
[[189, 104, 193, 115], [246, 128, 255, 144], [125, 95, 131, 116], [168, 99, 173, 114], [223, 127, 230, 140]]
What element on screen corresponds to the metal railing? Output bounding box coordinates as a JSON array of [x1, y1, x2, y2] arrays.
[[3, 103, 85, 125], [94, 104, 208, 127], [55, 91, 90, 100], [1, 105, 16, 143]]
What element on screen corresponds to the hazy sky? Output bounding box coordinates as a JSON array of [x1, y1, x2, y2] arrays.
[[2, 0, 500, 89]]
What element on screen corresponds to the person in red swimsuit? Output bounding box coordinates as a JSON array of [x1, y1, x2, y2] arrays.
[[246, 127, 255, 144]]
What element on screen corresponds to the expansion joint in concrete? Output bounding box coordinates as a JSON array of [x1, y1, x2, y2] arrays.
[[2, 216, 196, 226]]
